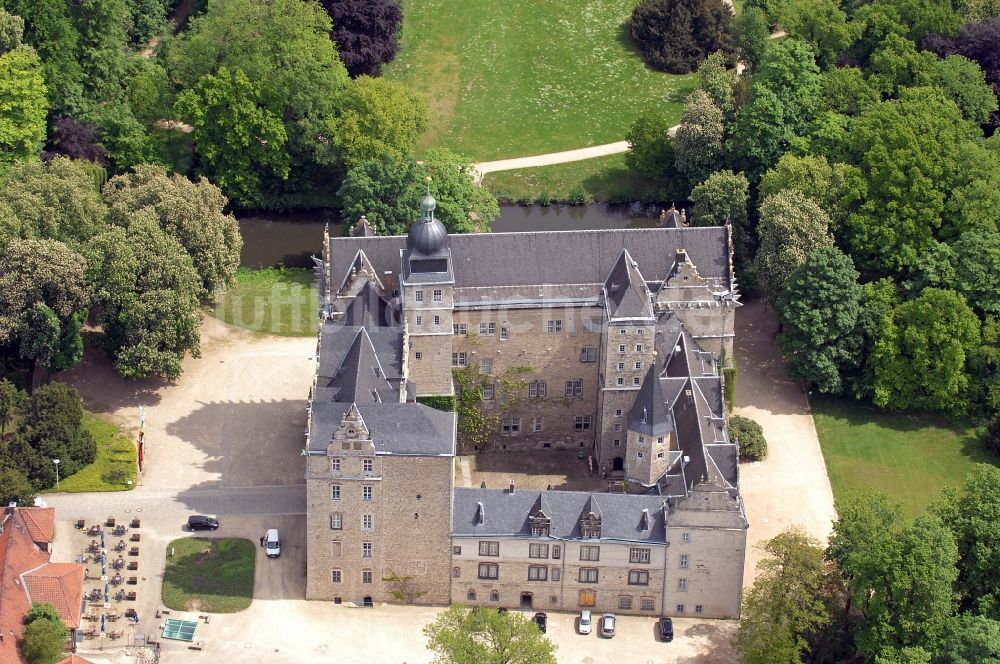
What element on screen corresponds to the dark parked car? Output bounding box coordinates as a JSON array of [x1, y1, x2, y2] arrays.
[[659, 616, 674, 642], [187, 515, 219, 531], [533, 612, 547, 633]]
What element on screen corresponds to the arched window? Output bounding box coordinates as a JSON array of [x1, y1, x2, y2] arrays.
[[467, 589, 476, 601], [490, 590, 500, 602]]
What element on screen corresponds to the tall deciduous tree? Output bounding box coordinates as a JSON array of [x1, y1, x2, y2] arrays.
[[322, 0, 403, 78], [689, 170, 750, 264], [674, 90, 726, 188], [936, 614, 1000, 663], [86, 216, 202, 380], [829, 492, 959, 660], [328, 76, 428, 170], [423, 605, 557, 664], [753, 191, 834, 305], [872, 288, 979, 413], [758, 154, 855, 230], [19, 613, 68, 664], [932, 465, 1000, 620], [777, 247, 862, 394], [734, 7, 770, 72], [103, 164, 242, 297], [628, 0, 735, 74], [0, 44, 47, 164], [0, 9, 24, 53], [949, 230, 1000, 316], [778, 0, 854, 68], [175, 67, 289, 207], [5, 0, 84, 111], [45, 116, 109, 165], [698, 51, 736, 115], [735, 528, 830, 664], [625, 110, 677, 178], [924, 20, 1000, 131]]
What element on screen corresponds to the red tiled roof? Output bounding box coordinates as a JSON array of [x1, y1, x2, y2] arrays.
[[18, 508, 55, 545], [23, 562, 86, 629], [0, 511, 50, 664], [56, 655, 96, 664]]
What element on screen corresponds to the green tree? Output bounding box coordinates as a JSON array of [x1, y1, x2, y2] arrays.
[[884, 0, 961, 43], [845, 91, 977, 273], [0, 467, 34, 505], [753, 190, 834, 305], [777, 247, 862, 394], [423, 605, 557, 664], [5, 0, 84, 111], [328, 75, 429, 170], [931, 465, 1000, 619], [698, 51, 736, 115], [83, 100, 161, 173], [734, 7, 770, 72], [0, 44, 47, 164], [624, 110, 677, 179], [86, 216, 202, 380], [73, 0, 129, 102], [689, 170, 750, 264], [0, 157, 108, 248], [730, 414, 768, 461], [10, 382, 94, 487], [735, 528, 829, 664], [872, 288, 980, 413], [949, 230, 1000, 316], [338, 149, 498, 236], [103, 164, 242, 297], [628, 0, 734, 74], [758, 154, 855, 229], [674, 90, 726, 188], [19, 614, 68, 664], [820, 66, 881, 115], [846, 278, 898, 400], [0, 8, 24, 53], [754, 39, 822, 132], [936, 614, 1000, 663], [0, 378, 22, 434], [931, 55, 999, 126], [23, 603, 62, 625], [778, 0, 854, 68], [829, 492, 959, 659], [175, 67, 290, 207]]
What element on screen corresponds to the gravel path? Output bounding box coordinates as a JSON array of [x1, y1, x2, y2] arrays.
[[733, 299, 838, 584]]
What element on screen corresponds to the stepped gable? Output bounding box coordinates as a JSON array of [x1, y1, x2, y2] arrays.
[[602, 248, 654, 321], [327, 227, 730, 291]]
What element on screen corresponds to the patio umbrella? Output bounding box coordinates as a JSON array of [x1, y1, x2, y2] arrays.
[[100, 530, 105, 547], [104, 581, 109, 598], [100, 614, 106, 635]]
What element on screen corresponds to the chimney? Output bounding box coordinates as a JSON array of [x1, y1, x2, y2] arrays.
[[508, 480, 515, 495]]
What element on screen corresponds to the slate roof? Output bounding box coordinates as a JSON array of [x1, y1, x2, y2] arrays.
[[318, 324, 403, 382], [629, 364, 673, 436], [602, 249, 654, 321], [327, 227, 730, 292], [324, 328, 397, 405], [307, 396, 455, 456], [452, 488, 668, 543], [339, 281, 392, 327]]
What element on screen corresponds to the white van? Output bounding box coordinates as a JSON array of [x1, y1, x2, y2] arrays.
[[265, 528, 280, 558]]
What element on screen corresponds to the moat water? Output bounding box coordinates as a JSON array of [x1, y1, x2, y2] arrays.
[[237, 203, 666, 267]]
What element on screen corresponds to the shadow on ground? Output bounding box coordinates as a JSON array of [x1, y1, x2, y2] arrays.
[[465, 449, 606, 492], [60, 331, 166, 412]]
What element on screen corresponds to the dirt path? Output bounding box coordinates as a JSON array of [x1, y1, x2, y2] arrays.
[[733, 299, 838, 585]]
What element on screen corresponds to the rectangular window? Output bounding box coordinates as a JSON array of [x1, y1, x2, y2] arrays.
[[528, 565, 548, 581], [479, 322, 489, 335], [479, 541, 500, 556], [615, 409, 623, 417], [628, 570, 650, 586], [453, 323, 459, 335], [552, 545, 561, 559], [415, 315, 422, 327], [578, 568, 599, 583], [616, 377, 624, 386], [529, 543, 549, 559], [635, 362, 642, 370], [564, 380, 583, 397], [579, 346, 597, 362], [641, 597, 656, 611], [362, 485, 373, 501], [676, 604, 685, 613], [501, 417, 520, 433], [682, 532, 691, 544], [453, 546, 462, 555], [483, 383, 495, 400], [533, 416, 543, 432], [574, 416, 592, 431], [478, 563, 499, 579], [414, 352, 422, 360], [433, 315, 441, 325], [452, 566, 461, 578], [613, 423, 622, 432], [618, 344, 626, 353], [480, 358, 492, 373], [695, 604, 704, 614], [552, 567, 561, 581], [617, 362, 625, 371], [451, 352, 467, 367], [528, 381, 546, 397], [488, 322, 496, 335], [331, 484, 341, 500], [620, 328, 627, 335], [637, 450, 644, 459], [678, 578, 688, 591], [331, 458, 341, 472], [680, 554, 689, 569], [362, 571, 373, 584], [414, 290, 424, 303], [636, 344, 644, 352], [432, 289, 442, 302], [580, 545, 600, 561], [619, 595, 633, 610], [614, 439, 621, 447], [363, 514, 373, 530], [500, 326, 509, 340], [633, 377, 641, 386], [363, 459, 373, 474], [362, 542, 373, 559], [330, 512, 342, 530], [546, 320, 562, 333], [630, 548, 651, 564], [331, 570, 341, 583]]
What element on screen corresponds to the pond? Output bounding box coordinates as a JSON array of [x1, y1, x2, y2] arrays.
[[237, 203, 668, 267]]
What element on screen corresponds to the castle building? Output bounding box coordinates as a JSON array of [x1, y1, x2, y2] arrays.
[[304, 199, 747, 618]]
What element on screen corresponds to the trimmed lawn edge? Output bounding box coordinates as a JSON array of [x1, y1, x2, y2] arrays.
[[162, 537, 256, 613], [43, 411, 137, 493]]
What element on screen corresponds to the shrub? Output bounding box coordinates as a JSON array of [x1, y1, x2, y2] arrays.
[[628, 0, 735, 74], [730, 414, 767, 461], [567, 186, 588, 205], [537, 191, 551, 206]]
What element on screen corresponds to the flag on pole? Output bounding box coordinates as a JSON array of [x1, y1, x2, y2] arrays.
[[138, 405, 145, 433]]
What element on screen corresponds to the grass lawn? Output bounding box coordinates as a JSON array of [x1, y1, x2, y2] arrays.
[[385, 0, 698, 160], [45, 412, 137, 493], [211, 268, 317, 337], [484, 153, 666, 204], [162, 537, 256, 613], [812, 397, 996, 516]]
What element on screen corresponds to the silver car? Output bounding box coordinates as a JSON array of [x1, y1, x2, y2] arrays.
[[578, 610, 592, 635], [599, 613, 616, 638]]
